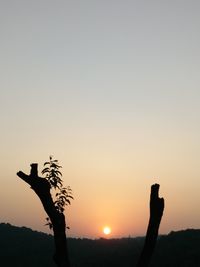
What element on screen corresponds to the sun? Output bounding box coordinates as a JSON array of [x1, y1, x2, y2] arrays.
[[103, 226, 111, 235]]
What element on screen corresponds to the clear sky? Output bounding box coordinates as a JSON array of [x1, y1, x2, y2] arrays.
[[1, 0, 200, 238]]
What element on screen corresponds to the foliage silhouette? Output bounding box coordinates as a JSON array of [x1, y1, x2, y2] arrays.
[[41, 156, 73, 229], [17, 157, 72, 267]]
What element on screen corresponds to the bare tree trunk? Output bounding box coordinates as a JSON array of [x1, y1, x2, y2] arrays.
[[137, 184, 164, 267], [17, 163, 70, 267]]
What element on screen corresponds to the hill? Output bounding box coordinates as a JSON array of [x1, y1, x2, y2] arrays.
[[1, 223, 200, 266]]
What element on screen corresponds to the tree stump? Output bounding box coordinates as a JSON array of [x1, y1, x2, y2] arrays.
[[17, 163, 70, 267], [137, 183, 164, 267]]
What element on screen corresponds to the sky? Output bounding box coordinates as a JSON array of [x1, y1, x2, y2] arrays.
[[1, 0, 200, 238]]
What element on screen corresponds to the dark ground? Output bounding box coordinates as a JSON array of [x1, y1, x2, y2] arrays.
[[1, 223, 200, 267]]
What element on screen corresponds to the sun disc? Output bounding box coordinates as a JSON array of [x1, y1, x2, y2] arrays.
[[103, 226, 111, 235]]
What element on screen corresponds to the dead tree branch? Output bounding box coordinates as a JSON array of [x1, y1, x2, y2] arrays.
[[137, 183, 164, 267], [17, 163, 70, 267]]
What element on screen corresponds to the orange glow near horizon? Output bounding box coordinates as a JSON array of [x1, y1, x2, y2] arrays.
[[103, 226, 111, 235]]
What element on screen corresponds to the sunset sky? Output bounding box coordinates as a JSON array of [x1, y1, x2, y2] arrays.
[[1, 0, 200, 238]]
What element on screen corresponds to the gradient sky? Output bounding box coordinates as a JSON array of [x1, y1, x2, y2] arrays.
[[1, 0, 200, 238]]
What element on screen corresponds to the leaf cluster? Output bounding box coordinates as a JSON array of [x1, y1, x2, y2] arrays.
[[41, 156, 62, 189], [54, 186, 73, 213], [42, 156, 73, 229]]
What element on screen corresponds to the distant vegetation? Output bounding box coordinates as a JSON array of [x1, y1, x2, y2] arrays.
[[1, 223, 200, 267]]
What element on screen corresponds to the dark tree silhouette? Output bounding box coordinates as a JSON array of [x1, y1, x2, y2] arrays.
[[17, 160, 72, 267], [17, 157, 163, 267], [137, 183, 164, 267]]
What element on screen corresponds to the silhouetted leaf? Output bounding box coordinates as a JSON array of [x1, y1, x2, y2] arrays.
[[41, 167, 50, 173], [43, 161, 50, 166]]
